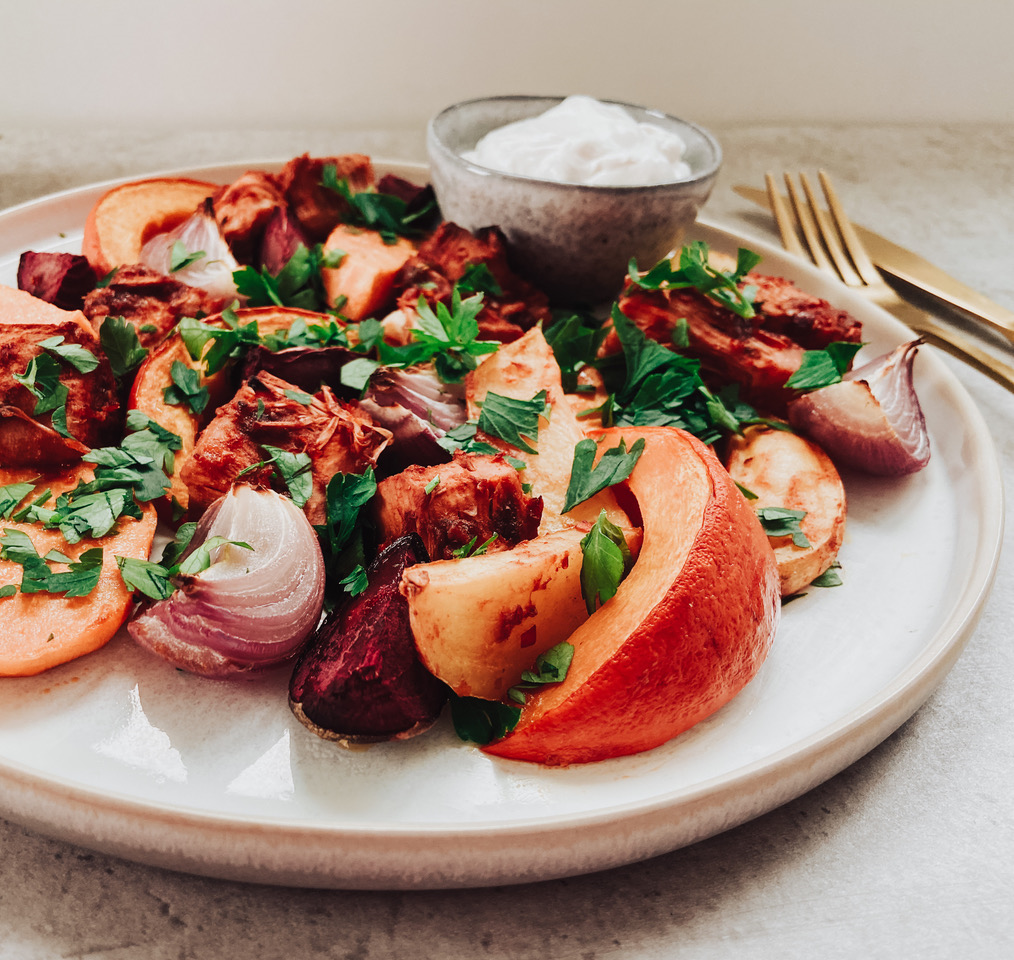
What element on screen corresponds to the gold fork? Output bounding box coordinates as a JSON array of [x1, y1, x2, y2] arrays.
[[766, 170, 1014, 394]]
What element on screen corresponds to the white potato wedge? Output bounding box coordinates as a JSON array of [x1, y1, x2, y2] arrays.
[[724, 424, 846, 596], [402, 522, 642, 700]]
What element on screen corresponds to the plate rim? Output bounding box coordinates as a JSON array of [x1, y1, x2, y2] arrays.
[[0, 160, 1003, 887]]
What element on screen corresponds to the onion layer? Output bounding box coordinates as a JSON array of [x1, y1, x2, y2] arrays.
[[788, 339, 930, 476], [139, 200, 241, 300], [128, 485, 325, 678]]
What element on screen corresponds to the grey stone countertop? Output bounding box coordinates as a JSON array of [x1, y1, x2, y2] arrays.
[[0, 125, 1012, 959]]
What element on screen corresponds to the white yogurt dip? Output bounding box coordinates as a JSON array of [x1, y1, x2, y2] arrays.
[[463, 95, 693, 187]]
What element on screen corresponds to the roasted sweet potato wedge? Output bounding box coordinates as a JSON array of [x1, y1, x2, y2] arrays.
[[724, 424, 847, 596]]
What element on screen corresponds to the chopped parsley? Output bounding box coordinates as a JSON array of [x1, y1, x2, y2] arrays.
[[450, 532, 498, 559], [449, 695, 521, 744], [179, 307, 263, 376], [579, 511, 634, 614], [169, 241, 206, 273], [756, 506, 811, 548], [562, 436, 645, 515], [0, 529, 103, 598], [604, 305, 758, 444], [543, 309, 609, 393], [233, 243, 344, 313], [507, 642, 575, 705], [99, 316, 149, 379], [162, 360, 210, 414], [313, 469, 377, 610], [475, 390, 548, 456], [785, 342, 864, 391], [628, 242, 761, 319], [321, 165, 435, 242]]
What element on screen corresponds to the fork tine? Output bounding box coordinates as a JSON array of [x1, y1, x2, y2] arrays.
[[783, 174, 836, 277], [765, 172, 806, 259], [799, 172, 863, 286], [818, 170, 883, 287]]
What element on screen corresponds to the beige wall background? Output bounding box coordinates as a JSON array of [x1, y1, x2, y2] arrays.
[[1, 0, 1012, 129]]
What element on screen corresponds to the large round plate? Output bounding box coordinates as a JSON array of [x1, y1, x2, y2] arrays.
[[0, 162, 1002, 889]]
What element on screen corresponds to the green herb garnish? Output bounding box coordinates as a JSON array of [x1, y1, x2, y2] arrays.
[[628, 242, 761, 319], [476, 390, 548, 456], [579, 511, 634, 614], [169, 240, 206, 273], [756, 506, 811, 548], [562, 436, 645, 515], [162, 360, 210, 414], [99, 316, 148, 379], [784, 342, 864, 390], [507, 642, 575, 705]]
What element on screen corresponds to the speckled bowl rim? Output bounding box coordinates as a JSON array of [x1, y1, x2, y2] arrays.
[[427, 94, 723, 190]]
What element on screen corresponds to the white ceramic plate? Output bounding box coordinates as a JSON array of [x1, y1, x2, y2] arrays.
[[0, 162, 1003, 890]]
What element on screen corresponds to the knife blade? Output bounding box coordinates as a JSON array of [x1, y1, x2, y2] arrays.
[[733, 184, 1014, 342]]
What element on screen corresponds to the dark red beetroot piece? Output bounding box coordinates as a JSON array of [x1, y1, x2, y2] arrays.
[[288, 534, 448, 744], [17, 252, 97, 311]]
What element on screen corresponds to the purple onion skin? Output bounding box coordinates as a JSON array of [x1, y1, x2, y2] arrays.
[[289, 534, 448, 744], [259, 206, 311, 276], [241, 344, 361, 398], [788, 340, 930, 476]]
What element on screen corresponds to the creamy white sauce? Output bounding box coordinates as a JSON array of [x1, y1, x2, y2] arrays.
[[463, 95, 692, 187]]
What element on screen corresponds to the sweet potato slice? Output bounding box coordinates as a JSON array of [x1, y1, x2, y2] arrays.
[[321, 225, 416, 320], [0, 464, 157, 677], [724, 424, 847, 595], [82, 177, 218, 276]]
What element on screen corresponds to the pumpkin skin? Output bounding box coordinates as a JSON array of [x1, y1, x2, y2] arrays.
[[483, 425, 780, 766]]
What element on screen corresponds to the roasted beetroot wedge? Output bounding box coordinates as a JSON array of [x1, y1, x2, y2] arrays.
[[289, 534, 448, 744]]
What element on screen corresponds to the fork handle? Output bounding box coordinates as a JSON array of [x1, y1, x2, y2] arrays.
[[903, 311, 1014, 394]]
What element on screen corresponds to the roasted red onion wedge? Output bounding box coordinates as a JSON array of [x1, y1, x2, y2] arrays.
[[139, 198, 241, 300], [788, 339, 930, 476], [289, 534, 448, 745], [129, 485, 325, 678]]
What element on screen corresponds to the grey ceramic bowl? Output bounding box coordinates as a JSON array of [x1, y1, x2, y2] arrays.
[[426, 95, 722, 303]]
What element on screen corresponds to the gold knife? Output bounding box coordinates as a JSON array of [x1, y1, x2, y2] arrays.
[[733, 184, 1014, 344]]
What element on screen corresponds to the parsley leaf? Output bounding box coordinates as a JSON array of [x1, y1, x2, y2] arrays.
[[38, 336, 98, 374], [628, 241, 761, 319], [259, 445, 313, 508], [179, 307, 262, 376], [579, 511, 634, 614], [170, 240, 206, 273], [0, 530, 103, 598], [544, 310, 609, 393], [449, 694, 521, 744], [162, 360, 210, 414], [784, 341, 865, 390], [13, 352, 71, 437], [476, 390, 548, 456], [562, 436, 645, 514], [99, 316, 148, 379], [115, 556, 175, 600], [178, 537, 253, 577], [321, 166, 435, 242], [456, 262, 503, 296], [507, 642, 574, 704], [233, 242, 341, 313], [756, 506, 811, 547], [313, 469, 377, 609], [811, 561, 843, 587], [0, 481, 37, 520], [338, 563, 368, 597], [379, 290, 498, 383]]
